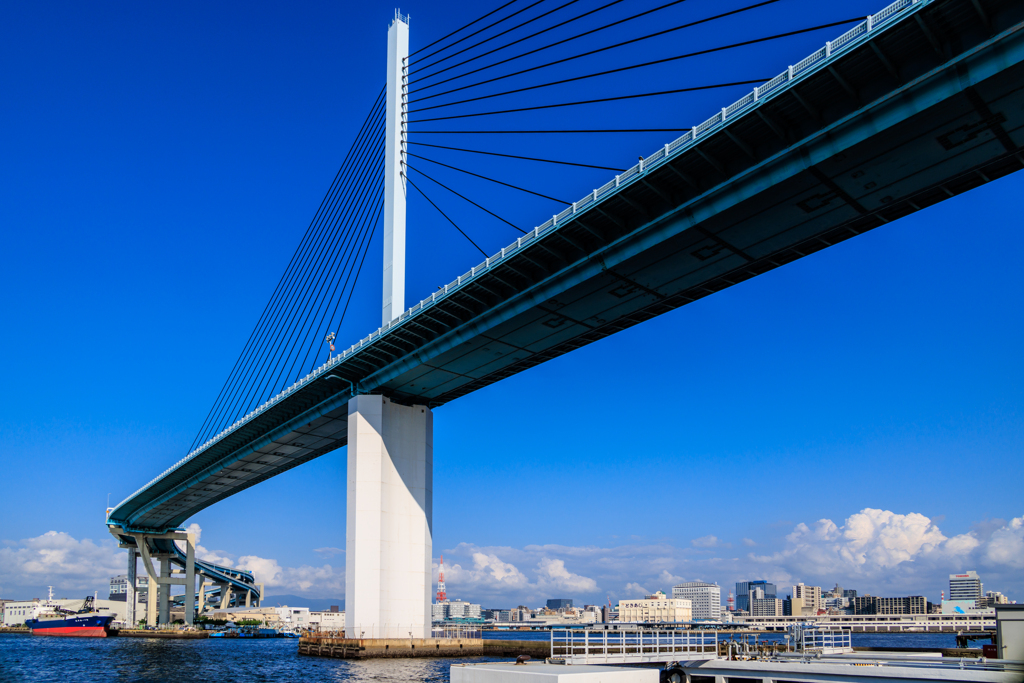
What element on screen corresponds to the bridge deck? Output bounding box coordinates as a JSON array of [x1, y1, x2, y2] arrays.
[[108, 0, 1024, 533]]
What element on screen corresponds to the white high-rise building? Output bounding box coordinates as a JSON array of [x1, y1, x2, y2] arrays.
[[672, 581, 721, 620], [950, 571, 984, 604], [791, 583, 823, 616]]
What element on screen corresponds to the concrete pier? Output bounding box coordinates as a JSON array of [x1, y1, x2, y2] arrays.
[[298, 636, 551, 660], [346, 395, 433, 640]]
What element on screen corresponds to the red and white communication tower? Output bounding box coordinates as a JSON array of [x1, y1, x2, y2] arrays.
[[727, 592, 735, 612], [436, 554, 447, 602]]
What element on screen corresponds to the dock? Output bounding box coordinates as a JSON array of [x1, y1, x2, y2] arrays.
[[115, 629, 209, 638], [298, 635, 550, 660]]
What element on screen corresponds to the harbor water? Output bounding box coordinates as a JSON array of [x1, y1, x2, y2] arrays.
[[0, 632, 970, 683]]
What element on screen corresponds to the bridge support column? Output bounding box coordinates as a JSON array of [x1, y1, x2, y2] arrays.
[[158, 557, 171, 624], [147, 575, 156, 627], [198, 581, 208, 615], [126, 548, 137, 627], [220, 583, 232, 610], [183, 534, 195, 626], [126, 530, 196, 626], [346, 395, 432, 639]]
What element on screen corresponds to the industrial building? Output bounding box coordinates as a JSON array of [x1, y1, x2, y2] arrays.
[[852, 596, 927, 615], [618, 591, 692, 623], [671, 581, 721, 620], [108, 574, 149, 602]]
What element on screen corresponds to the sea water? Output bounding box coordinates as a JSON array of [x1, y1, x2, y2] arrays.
[[0, 631, 967, 683]]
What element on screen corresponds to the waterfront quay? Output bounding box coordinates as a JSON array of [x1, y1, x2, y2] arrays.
[[298, 634, 550, 660]]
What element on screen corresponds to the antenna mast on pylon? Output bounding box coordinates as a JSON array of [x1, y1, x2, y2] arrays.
[[437, 554, 447, 602]]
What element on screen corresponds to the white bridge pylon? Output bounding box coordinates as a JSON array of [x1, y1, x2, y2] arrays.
[[382, 9, 409, 327], [344, 10, 432, 640]]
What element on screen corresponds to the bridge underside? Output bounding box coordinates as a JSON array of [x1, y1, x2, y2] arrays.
[[108, 0, 1024, 534]]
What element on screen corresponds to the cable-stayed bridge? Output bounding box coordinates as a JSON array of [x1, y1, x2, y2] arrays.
[[106, 0, 1024, 633]]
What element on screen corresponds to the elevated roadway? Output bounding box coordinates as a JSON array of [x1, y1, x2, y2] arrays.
[[108, 0, 1023, 546]]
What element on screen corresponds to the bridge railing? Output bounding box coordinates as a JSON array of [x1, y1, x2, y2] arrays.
[[551, 628, 719, 664], [109, 0, 930, 520]]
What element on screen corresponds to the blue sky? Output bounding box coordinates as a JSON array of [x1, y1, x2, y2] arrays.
[[1, 0, 1021, 606]]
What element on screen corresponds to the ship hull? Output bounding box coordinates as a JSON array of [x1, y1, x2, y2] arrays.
[[26, 614, 114, 637], [30, 626, 109, 637]]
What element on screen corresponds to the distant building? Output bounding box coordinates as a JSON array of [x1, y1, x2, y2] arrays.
[[3, 600, 40, 626], [852, 596, 926, 615], [618, 591, 692, 623], [942, 599, 992, 615], [978, 591, 1010, 608], [602, 605, 618, 622], [750, 598, 784, 617], [950, 571, 984, 604], [791, 583, 823, 616], [823, 596, 850, 613], [736, 581, 776, 612], [109, 574, 149, 603], [484, 608, 512, 622], [309, 610, 345, 631], [843, 589, 858, 599], [672, 581, 721, 620], [435, 599, 481, 621], [512, 606, 532, 622], [276, 606, 310, 627], [547, 599, 573, 610]]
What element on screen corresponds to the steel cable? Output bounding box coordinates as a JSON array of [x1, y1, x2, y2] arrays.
[[209, 109, 386, 437], [409, 0, 628, 87], [194, 92, 385, 447], [288, 155, 386, 389], [320, 201, 385, 370], [240, 135, 386, 417], [405, 161, 525, 234], [408, 152, 569, 203], [406, 174, 488, 257], [407, 141, 624, 171], [409, 0, 547, 68], [408, 19, 862, 110], [409, 0, 583, 76], [409, 0, 520, 59], [409, 79, 768, 120]]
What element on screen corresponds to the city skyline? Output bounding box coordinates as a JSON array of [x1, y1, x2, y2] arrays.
[[1, 0, 1022, 606]]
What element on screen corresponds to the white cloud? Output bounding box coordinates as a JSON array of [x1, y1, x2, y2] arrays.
[[692, 535, 730, 549], [436, 510, 1024, 606], [172, 524, 344, 596], [536, 558, 598, 593], [750, 509, 1024, 597], [177, 523, 235, 566], [0, 531, 122, 597], [234, 554, 344, 596], [624, 582, 649, 597], [984, 516, 1024, 569], [657, 569, 686, 586]]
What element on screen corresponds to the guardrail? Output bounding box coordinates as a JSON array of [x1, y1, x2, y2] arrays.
[[551, 628, 719, 664], [108, 0, 931, 521], [797, 626, 853, 654], [774, 653, 1024, 673]]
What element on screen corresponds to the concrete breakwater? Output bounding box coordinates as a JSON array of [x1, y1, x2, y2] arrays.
[[298, 636, 551, 660], [115, 629, 209, 638]]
